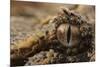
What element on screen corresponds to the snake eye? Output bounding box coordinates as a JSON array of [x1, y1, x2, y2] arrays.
[[57, 23, 80, 47]]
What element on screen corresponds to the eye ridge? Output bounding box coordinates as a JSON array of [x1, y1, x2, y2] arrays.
[[67, 25, 71, 44]]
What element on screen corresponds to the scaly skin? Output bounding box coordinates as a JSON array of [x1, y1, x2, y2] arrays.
[[11, 8, 95, 66]]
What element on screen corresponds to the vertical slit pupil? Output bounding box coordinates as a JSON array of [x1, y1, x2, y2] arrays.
[[67, 25, 71, 44]]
